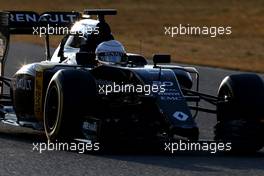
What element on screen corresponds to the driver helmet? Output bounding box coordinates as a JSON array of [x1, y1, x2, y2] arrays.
[[95, 40, 126, 64]]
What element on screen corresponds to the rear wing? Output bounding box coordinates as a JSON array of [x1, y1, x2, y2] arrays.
[[1, 9, 117, 35], [8, 11, 81, 34]]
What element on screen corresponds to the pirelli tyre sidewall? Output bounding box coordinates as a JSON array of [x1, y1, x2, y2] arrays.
[[44, 69, 97, 142], [215, 74, 264, 153]]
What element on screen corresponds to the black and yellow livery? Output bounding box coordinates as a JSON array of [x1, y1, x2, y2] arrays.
[[0, 9, 264, 153]]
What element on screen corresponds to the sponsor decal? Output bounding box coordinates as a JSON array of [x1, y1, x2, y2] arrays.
[[34, 71, 43, 121], [82, 121, 97, 132], [8, 11, 80, 27], [16, 79, 32, 91], [173, 111, 189, 121]]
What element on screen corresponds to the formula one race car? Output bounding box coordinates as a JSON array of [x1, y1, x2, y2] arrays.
[[0, 9, 264, 152]]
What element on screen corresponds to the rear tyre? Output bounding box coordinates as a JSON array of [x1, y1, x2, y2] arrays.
[[44, 69, 97, 142], [214, 74, 264, 153]]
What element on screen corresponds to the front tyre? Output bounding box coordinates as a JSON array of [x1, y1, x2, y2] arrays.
[[214, 74, 264, 153], [44, 69, 97, 142]]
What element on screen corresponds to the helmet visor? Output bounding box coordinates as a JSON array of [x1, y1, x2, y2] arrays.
[[97, 52, 126, 63]]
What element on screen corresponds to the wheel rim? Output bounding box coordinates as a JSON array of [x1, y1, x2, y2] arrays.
[[45, 85, 60, 133], [219, 85, 233, 100]]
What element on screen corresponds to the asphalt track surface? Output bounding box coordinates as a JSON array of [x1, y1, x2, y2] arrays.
[[0, 42, 263, 176]]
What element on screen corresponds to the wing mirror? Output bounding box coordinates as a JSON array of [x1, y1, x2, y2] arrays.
[[127, 53, 147, 66], [153, 54, 171, 67]]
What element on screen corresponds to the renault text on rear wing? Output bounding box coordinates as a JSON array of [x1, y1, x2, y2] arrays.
[[7, 11, 81, 34]]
